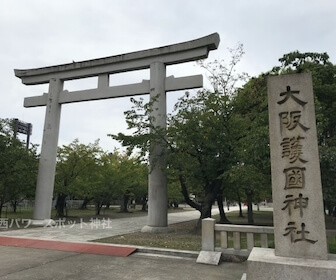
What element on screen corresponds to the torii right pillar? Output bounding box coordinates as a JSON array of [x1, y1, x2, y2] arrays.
[[142, 61, 169, 232]]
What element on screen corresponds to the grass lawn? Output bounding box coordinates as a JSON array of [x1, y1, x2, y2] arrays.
[[94, 210, 276, 251], [95, 219, 202, 251], [95, 209, 336, 254]]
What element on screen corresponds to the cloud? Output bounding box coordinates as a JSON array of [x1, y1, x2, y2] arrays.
[[1, 0, 336, 152]]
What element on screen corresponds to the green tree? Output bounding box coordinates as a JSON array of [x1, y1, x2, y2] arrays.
[[7, 145, 38, 212], [94, 152, 119, 213], [130, 160, 148, 211], [111, 153, 148, 213], [166, 89, 236, 221], [75, 154, 108, 215], [87, 151, 148, 214], [272, 51, 336, 147], [167, 169, 184, 208], [112, 44, 248, 223], [226, 163, 269, 224], [230, 51, 336, 219], [272, 51, 336, 211], [54, 139, 103, 217], [320, 146, 336, 214], [0, 119, 38, 217], [229, 75, 272, 223]]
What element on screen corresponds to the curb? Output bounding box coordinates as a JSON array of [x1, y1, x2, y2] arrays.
[[134, 245, 199, 259]]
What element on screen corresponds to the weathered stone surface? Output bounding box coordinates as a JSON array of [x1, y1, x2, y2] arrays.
[[267, 73, 328, 260], [196, 251, 222, 265], [246, 248, 336, 280], [15, 33, 220, 85], [201, 218, 215, 251], [140, 225, 174, 234], [244, 73, 333, 280], [33, 78, 62, 221], [146, 61, 168, 229], [16, 34, 220, 225]]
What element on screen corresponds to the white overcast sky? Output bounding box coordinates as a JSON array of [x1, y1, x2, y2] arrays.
[[1, 0, 336, 152]]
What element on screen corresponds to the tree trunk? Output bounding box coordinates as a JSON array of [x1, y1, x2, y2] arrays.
[[236, 191, 244, 217], [245, 189, 254, 224], [95, 201, 103, 215], [0, 187, 7, 218], [120, 194, 129, 212], [56, 193, 67, 217], [141, 195, 147, 211], [11, 201, 17, 213], [80, 197, 91, 210], [238, 202, 243, 217], [0, 203, 3, 218], [217, 194, 230, 224], [325, 201, 332, 216], [200, 191, 214, 219], [194, 190, 215, 231], [179, 174, 202, 213]]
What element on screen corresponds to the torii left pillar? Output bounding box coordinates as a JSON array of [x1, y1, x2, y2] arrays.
[[33, 78, 63, 224]]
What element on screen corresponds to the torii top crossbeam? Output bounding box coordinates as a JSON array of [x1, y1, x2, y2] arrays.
[[15, 33, 219, 85]]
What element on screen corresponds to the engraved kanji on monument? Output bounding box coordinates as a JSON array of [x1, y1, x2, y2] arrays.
[[268, 73, 328, 260]]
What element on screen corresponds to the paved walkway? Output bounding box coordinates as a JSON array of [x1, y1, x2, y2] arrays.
[[0, 207, 223, 242], [0, 207, 249, 280], [0, 245, 247, 280]]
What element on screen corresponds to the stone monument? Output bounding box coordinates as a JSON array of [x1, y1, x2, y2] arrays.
[[243, 73, 336, 279], [15, 33, 220, 231]]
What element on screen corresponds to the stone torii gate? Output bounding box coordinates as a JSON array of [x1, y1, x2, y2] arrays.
[[15, 33, 220, 231]]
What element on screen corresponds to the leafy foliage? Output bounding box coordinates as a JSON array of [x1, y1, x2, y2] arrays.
[[272, 51, 336, 146], [54, 139, 148, 216], [111, 45, 249, 221], [0, 118, 38, 217], [54, 139, 103, 216], [272, 51, 336, 209]]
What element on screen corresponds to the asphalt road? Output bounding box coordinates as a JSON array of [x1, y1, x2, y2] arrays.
[[0, 207, 247, 280]]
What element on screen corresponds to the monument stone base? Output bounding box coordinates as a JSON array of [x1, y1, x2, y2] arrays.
[[196, 251, 222, 265], [141, 225, 174, 233], [243, 248, 336, 280]]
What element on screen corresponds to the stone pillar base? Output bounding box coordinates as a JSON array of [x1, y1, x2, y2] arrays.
[[30, 219, 56, 227], [141, 225, 174, 233], [245, 248, 336, 280]]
